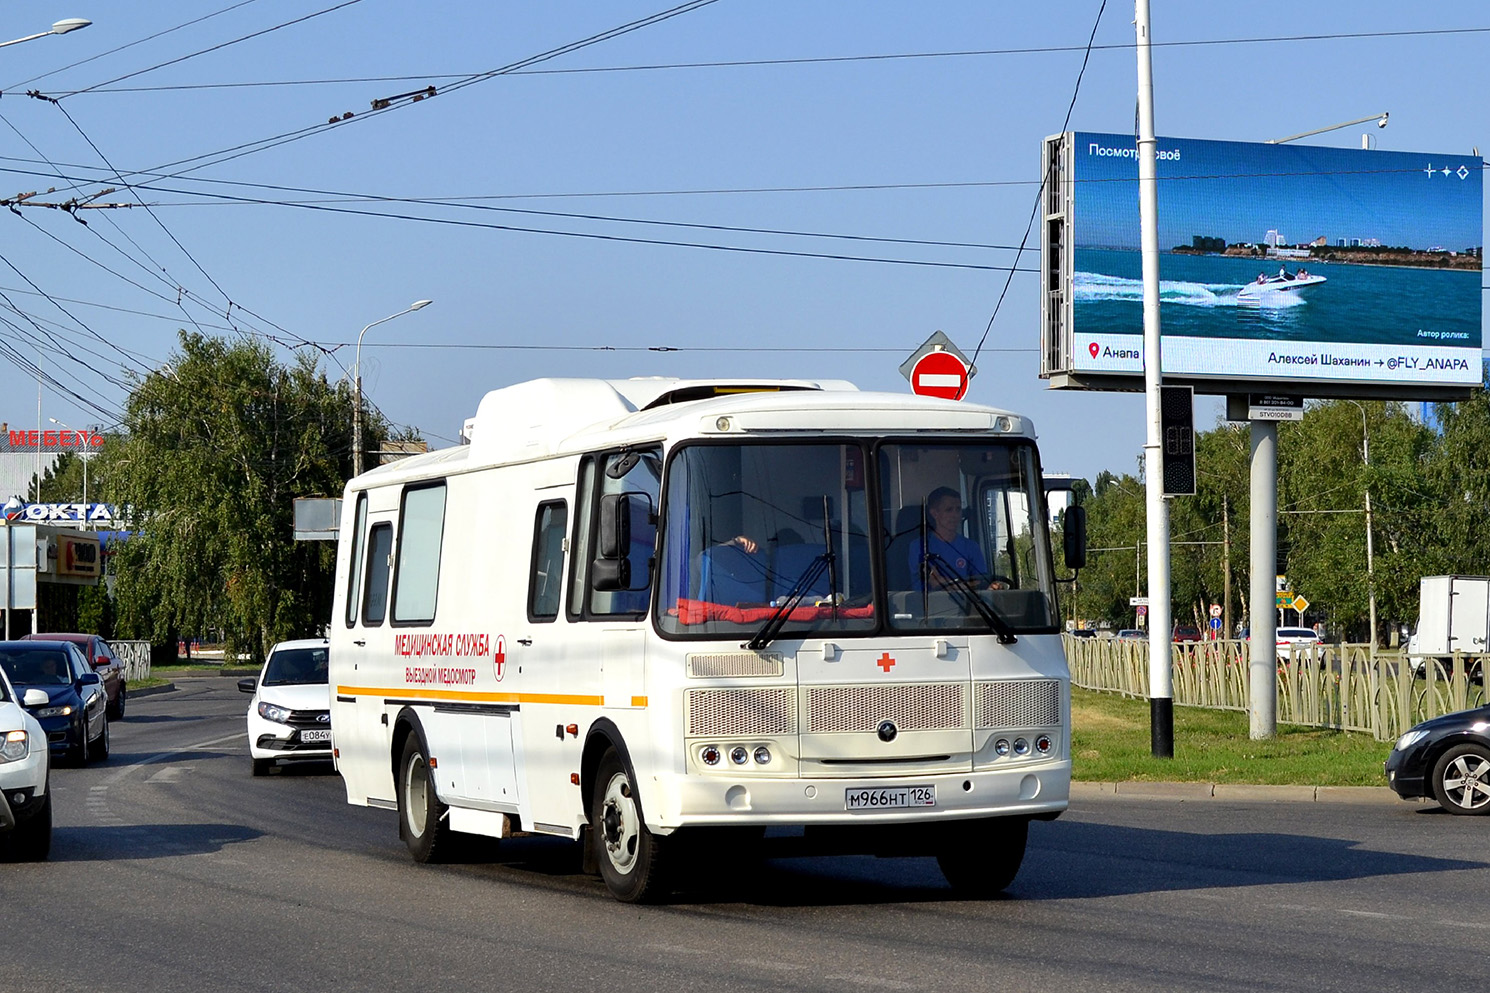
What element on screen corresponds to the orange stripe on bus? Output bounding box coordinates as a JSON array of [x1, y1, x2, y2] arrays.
[[335, 686, 603, 706], [631, 696, 648, 707]]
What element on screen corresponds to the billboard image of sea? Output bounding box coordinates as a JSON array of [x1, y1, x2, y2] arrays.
[[1068, 132, 1482, 389]]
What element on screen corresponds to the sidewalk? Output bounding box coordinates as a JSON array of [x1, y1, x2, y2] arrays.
[[1072, 780, 1400, 805]]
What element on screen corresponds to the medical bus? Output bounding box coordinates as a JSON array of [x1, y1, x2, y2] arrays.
[[328, 377, 1083, 902]]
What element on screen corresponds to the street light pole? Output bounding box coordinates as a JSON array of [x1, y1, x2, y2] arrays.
[[353, 300, 432, 476], [1345, 400, 1376, 654], [48, 418, 91, 509]]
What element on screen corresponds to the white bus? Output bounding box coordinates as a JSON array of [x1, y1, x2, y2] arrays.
[[329, 377, 1083, 902]]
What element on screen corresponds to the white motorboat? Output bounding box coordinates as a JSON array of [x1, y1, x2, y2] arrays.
[[1237, 270, 1326, 299]]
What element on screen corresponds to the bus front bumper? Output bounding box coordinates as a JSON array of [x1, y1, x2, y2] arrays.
[[650, 761, 1070, 831]]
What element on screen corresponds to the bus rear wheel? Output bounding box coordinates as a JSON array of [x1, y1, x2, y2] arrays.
[[935, 816, 1029, 896], [591, 747, 671, 903], [398, 732, 455, 863]]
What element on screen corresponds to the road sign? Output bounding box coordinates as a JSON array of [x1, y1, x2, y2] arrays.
[[1136, 605, 1148, 617], [1209, 603, 1222, 618], [909, 350, 970, 400], [1129, 596, 1149, 606], [1209, 617, 1222, 631], [1276, 591, 1295, 609], [1291, 595, 1310, 613], [900, 331, 976, 401]]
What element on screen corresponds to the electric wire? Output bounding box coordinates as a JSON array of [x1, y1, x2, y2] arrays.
[[50, 24, 1490, 94], [971, 0, 1107, 369]]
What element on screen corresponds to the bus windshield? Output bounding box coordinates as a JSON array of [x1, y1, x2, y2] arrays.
[[656, 439, 1058, 639]]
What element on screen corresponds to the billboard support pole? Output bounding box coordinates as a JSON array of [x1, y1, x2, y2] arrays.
[[1135, 0, 1173, 758], [1249, 422, 1278, 738]]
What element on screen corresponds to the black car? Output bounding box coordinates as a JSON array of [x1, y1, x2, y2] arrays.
[[1384, 704, 1490, 814], [0, 641, 109, 766]]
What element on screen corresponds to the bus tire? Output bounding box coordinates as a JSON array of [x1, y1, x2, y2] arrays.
[[398, 731, 455, 863], [591, 746, 671, 903], [935, 816, 1029, 895]]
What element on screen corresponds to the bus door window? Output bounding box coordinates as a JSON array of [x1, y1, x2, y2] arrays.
[[574, 447, 661, 618], [362, 522, 394, 626], [528, 500, 568, 621]]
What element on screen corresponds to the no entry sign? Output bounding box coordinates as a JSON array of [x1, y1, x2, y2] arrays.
[[910, 350, 970, 400], [899, 331, 976, 401]]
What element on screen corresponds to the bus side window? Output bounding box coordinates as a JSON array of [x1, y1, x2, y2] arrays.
[[528, 501, 567, 621], [363, 523, 394, 625], [344, 494, 368, 627]]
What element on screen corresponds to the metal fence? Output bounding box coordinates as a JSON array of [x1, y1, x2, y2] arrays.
[[110, 639, 152, 682], [1065, 637, 1488, 741]]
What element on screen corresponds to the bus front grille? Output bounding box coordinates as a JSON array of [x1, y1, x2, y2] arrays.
[[687, 688, 797, 736], [805, 683, 964, 734], [974, 679, 1061, 729]]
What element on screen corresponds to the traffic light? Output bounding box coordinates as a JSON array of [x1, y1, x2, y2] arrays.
[[1161, 384, 1195, 496]]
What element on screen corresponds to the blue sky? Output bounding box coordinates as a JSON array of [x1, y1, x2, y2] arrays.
[[1074, 133, 1482, 251], [0, 1, 1488, 485]]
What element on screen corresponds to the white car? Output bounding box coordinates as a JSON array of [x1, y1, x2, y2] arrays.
[[1275, 627, 1322, 661], [238, 639, 331, 776], [0, 665, 51, 860]]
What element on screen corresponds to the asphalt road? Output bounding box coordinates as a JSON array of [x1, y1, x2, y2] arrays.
[[2, 678, 1484, 993]]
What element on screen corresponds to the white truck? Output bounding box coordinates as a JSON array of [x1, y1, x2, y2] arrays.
[[328, 377, 1084, 901], [1411, 575, 1490, 677]]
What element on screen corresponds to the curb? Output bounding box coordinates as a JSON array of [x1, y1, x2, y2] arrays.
[[128, 682, 176, 699], [1071, 780, 1401, 806]]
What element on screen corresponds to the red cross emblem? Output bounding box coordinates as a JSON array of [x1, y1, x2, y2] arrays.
[[876, 652, 895, 673], [494, 634, 506, 682]]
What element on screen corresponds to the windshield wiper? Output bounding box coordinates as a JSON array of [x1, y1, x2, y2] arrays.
[[923, 552, 1017, 644], [744, 552, 832, 652]]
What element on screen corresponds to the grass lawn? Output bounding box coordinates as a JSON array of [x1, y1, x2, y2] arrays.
[[1072, 687, 1391, 787]]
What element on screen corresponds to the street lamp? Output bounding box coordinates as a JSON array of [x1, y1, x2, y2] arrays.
[[1344, 400, 1376, 654], [8, 15, 92, 504], [353, 300, 432, 476], [1267, 112, 1388, 146], [0, 18, 91, 49], [48, 418, 94, 509]]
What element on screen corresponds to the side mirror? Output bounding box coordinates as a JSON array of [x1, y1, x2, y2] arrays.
[[237, 677, 257, 694], [80, 671, 101, 686], [597, 493, 631, 559], [591, 558, 631, 593], [1063, 505, 1087, 570], [22, 688, 48, 707]]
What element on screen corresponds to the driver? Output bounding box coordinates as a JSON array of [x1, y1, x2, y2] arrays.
[[909, 487, 1006, 590]]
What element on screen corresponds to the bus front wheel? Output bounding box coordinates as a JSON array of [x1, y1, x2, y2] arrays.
[[591, 747, 672, 902], [935, 816, 1029, 895], [398, 732, 455, 863]]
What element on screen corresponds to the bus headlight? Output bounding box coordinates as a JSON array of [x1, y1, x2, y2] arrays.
[[700, 745, 721, 766], [994, 738, 1011, 756], [729, 746, 750, 766], [1035, 735, 1053, 755], [1013, 738, 1031, 756], [753, 746, 772, 765]]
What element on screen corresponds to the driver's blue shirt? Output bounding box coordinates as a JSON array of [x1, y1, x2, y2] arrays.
[[909, 533, 988, 590]]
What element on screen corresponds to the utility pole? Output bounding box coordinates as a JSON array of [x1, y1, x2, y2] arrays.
[[1135, 0, 1173, 757], [1222, 497, 1231, 639]]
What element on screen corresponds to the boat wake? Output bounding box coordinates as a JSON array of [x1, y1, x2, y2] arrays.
[[1074, 271, 1308, 309]]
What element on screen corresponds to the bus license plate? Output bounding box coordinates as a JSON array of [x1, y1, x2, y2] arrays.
[[300, 728, 332, 743], [844, 785, 935, 810]]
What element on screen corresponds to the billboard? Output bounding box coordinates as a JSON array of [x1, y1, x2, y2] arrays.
[[1040, 132, 1483, 398]]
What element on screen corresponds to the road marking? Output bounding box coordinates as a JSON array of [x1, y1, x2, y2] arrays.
[[104, 731, 248, 786], [145, 766, 183, 784]]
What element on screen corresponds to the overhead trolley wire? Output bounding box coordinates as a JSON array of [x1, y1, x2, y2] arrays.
[[971, 0, 1107, 369], [6, 0, 270, 91], [53, 25, 1490, 94]]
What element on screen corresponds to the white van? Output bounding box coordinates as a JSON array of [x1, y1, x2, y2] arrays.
[[329, 378, 1082, 901]]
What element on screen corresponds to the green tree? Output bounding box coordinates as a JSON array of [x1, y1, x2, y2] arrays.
[[101, 332, 382, 662]]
